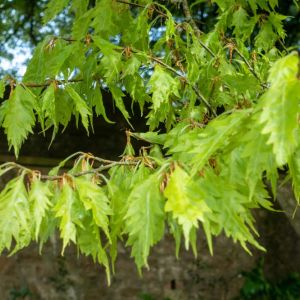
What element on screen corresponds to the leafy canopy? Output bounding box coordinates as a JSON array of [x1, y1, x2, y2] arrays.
[[0, 0, 300, 283]]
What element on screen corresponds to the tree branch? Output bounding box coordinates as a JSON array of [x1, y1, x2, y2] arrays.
[[234, 47, 267, 89], [115, 0, 146, 9], [181, 0, 215, 58], [21, 78, 83, 88], [149, 55, 217, 117], [1, 154, 140, 182], [40, 161, 138, 181]]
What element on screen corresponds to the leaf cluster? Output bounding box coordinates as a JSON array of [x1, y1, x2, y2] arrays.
[[0, 0, 299, 279]]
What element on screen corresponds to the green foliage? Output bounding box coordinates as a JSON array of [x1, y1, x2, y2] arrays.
[[44, 0, 70, 24], [0, 0, 299, 283], [239, 259, 300, 300], [2, 85, 36, 157]]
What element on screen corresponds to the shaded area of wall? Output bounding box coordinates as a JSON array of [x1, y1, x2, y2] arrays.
[[1, 203, 300, 300]]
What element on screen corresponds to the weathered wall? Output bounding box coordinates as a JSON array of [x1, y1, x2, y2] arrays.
[[1, 203, 300, 300]]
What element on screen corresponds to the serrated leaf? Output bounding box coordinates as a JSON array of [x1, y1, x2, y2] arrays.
[[125, 172, 165, 272], [164, 166, 210, 249], [41, 83, 57, 131], [255, 21, 277, 51], [148, 65, 180, 110], [269, 12, 286, 39], [53, 182, 77, 253], [75, 177, 112, 240], [88, 85, 113, 123], [231, 7, 257, 41], [76, 217, 111, 284], [93, 36, 123, 83], [259, 54, 300, 165], [0, 173, 31, 253], [65, 85, 92, 133], [23, 38, 73, 84], [29, 179, 52, 240], [107, 165, 134, 271], [3, 85, 36, 157], [122, 55, 141, 77], [91, 0, 119, 38], [109, 85, 131, 124], [168, 111, 248, 174], [43, 0, 69, 24]]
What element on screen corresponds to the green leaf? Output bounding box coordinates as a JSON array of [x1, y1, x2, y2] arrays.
[[109, 85, 131, 124], [107, 165, 134, 271], [255, 21, 277, 51], [125, 172, 165, 272], [91, 0, 119, 38], [76, 217, 111, 284], [148, 65, 180, 111], [259, 53, 300, 165], [131, 131, 167, 145], [71, 0, 89, 16], [53, 182, 77, 253], [75, 177, 112, 240], [65, 85, 92, 133], [43, 0, 69, 24], [289, 148, 300, 203], [23, 38, 73, 84], [231, 7, 257, 41], [88, 85, 114, 123], [0, 79, 5, 99], [0, 173, 31, 253], [164, 166, 210, 249], [269, 13, 286, 39], [29, 179, 52, 240], [168, 111, 248, 174], [41, 83, 57, 132], [93, 36, 123, 83], [122, 55, 141, 78], [2, 85, 36, 157]]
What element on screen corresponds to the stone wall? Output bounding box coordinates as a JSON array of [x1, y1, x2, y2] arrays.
[[1, 203, 300, 300]]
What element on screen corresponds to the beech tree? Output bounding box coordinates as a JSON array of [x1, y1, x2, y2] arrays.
[[0, 0, 299, 283]]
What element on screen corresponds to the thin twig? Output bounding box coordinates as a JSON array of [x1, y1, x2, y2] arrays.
[[116, 0, 212, 56], [116, 0, 169, 18], [40, 161, 138, 181], [234, 48, 259, 80], [0, 156, 139, 181], [181, 0, 215, 58], [21, 79, 83, 88], [150, 56, 183, 77], [115, 0, 146, 9], [150, 55, 217, 116], [234, 48, 267, 89], [181, 0, 202, 37]]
